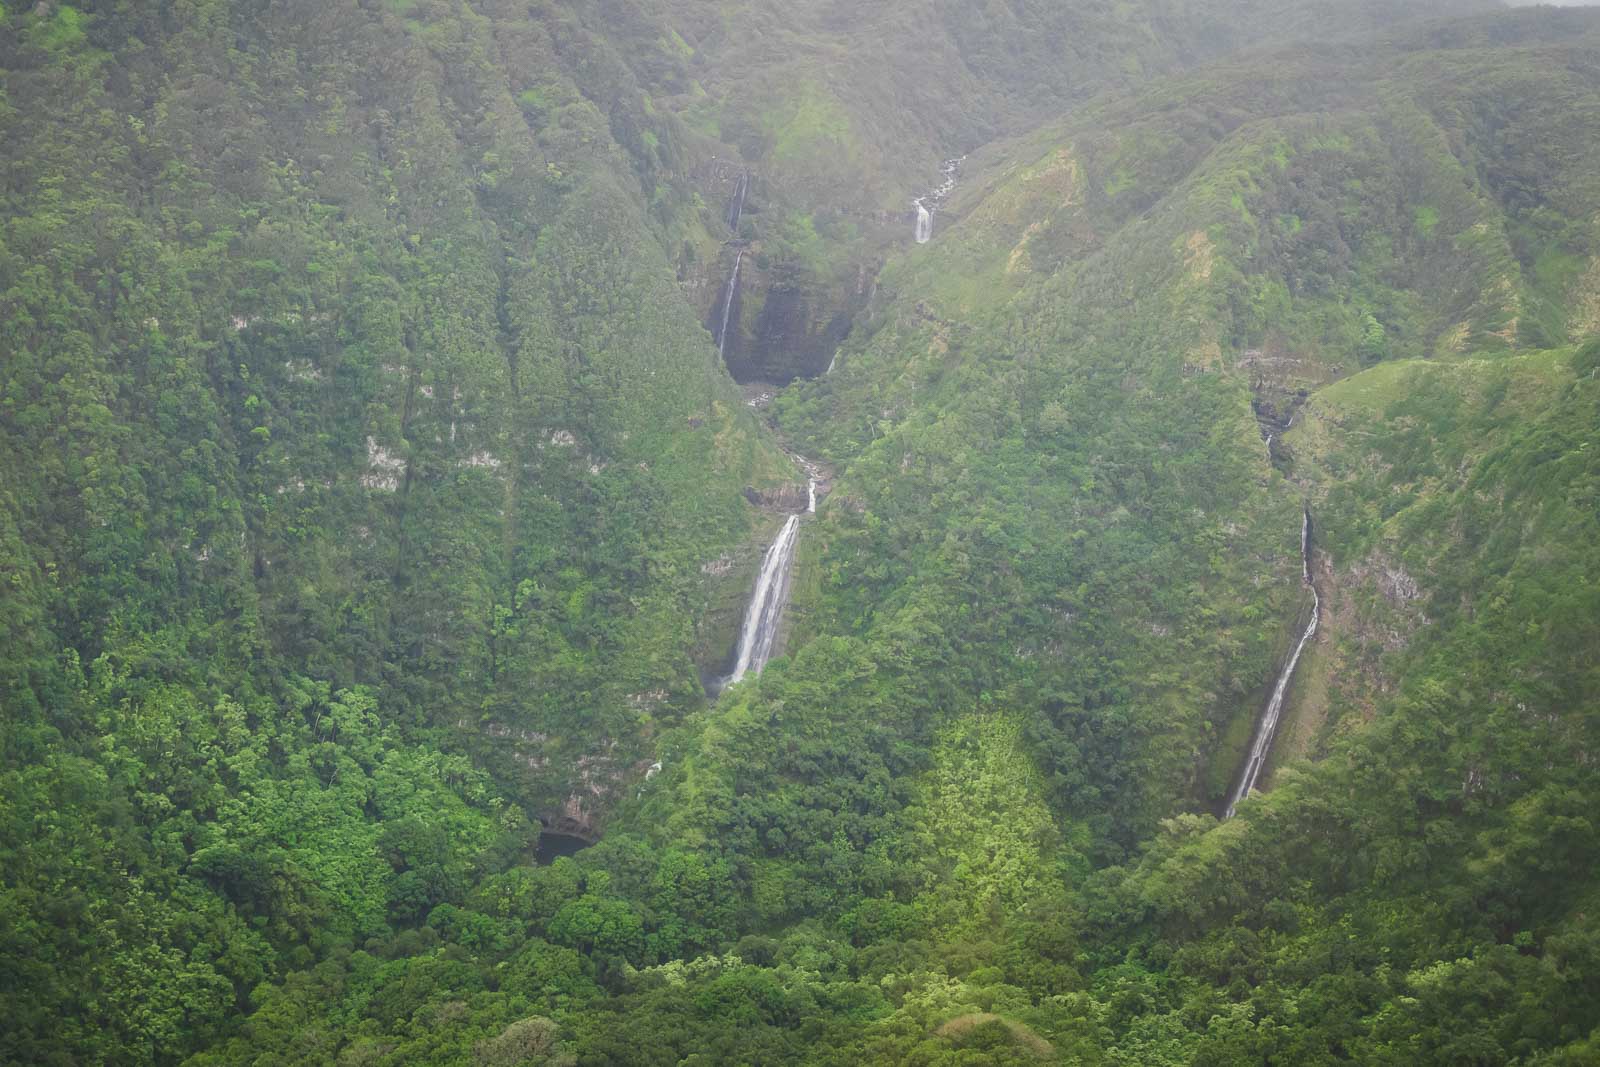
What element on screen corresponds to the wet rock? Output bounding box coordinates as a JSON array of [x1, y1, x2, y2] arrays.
[[743, 483, 809, 512]]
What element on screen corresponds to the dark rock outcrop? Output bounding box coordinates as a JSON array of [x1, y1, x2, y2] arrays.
[[743, 483, 810, 512]]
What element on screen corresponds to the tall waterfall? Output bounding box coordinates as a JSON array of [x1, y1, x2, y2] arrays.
[[720, 467, 819, 690], [727, 173, 749, 231], [716, 251, 743, 361], [914, 201, 933, 243], [1225, 508, 1320, 819]]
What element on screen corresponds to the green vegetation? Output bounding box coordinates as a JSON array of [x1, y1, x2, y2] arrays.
[[4, 0, 1600, 1064]]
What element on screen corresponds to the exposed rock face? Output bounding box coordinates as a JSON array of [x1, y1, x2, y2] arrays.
[[708, 258, 866, 384], [535, 746, 631, 843], [744, 272, 859, 383], [1375, 562, 1422, 605], [1239, 342, 1330, 446], [1277, 545, 1432, 768], [540, 797, 602, 843], [743, 483, 810, 512]]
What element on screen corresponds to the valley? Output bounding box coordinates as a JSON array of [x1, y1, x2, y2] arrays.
[[1, 1, 1598, 1064]]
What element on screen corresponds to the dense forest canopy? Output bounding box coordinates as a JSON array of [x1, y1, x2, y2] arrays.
[[2, 0, 1598, 1063]]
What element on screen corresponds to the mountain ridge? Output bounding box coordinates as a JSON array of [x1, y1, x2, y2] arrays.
[[2, 1, 1599, 1063]]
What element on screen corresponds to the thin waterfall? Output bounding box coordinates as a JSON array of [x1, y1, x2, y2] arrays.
[[727, 173, 749, 231], [1225, 507, 1320, 819], [716, 251, 743, 361], [914, 200, 932, 243], [1263, 411, 1295, 459], [719, 468, 819, 690]]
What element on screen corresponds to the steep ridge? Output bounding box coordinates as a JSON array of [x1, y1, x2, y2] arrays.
[[5, 3, 1600, 1065], [0, 3, 797, 1058], [1095, 339, 1600, 1063], [655, 0, 1499, 386], [768, 13, 1600, 831]]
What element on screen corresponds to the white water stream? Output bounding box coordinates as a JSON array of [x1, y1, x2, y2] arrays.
[[911, 156, 965, 243], [716, 250, 743, 361], [719, 458, 821, 689], [727, 172, 749, 231], [1224, 508, 1320, 819]]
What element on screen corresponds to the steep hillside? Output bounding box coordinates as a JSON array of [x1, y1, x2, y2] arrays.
[[1079, 339, 1599, 1064], [4, 2, 1600, 1065], [0, 2, 794, 1059], [642, 0, 1499, 385], [767, 7, 1600, 825]]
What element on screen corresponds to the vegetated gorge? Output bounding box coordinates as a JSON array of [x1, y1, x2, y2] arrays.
[[2, 0, 1598, 1063]]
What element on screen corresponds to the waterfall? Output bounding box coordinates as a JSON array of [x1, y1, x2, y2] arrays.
[[727, 173, 749, 231], [1263, 411, 1296, 458], [719, 468, 819, 690], [716, 251, 743, 361], [911, 157, 964, 244], [1224, 507, 1320, 819], [725, 505, 801, 684]]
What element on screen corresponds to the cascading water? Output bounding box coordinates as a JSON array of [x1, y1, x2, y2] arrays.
[[716, 251, 743, 361], [911, 156, 965, 244], [1224, 507, 1320, 819], [727, 173, 749, 231], [718, 461, 821, 691], [1264, 411, 1296, 459], [726, 512, 799, 685]]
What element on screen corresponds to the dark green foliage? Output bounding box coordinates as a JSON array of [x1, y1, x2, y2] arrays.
[[0, 0, 782, 1060], [4, 1, 1600, 1065]]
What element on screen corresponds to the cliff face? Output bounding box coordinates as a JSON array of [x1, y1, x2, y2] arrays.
[[710, 258, 869, 384], [682, 163, 886, 385]]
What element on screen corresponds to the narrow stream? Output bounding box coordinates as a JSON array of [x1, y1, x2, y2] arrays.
[[727, 172, 749, 231], [716, 250, 743, 362]]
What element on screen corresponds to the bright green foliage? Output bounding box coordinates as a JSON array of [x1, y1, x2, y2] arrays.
[[0, 1, 784, 1060], [4, 1, 1600, 1065], [901, 716, 1063, 931], [1076, 342, 1600, 1063]]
